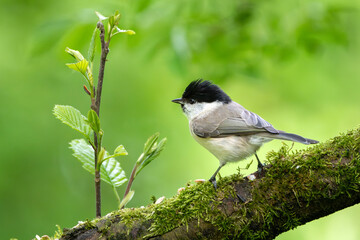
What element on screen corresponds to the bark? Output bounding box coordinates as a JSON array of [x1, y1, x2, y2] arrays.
[[60, 128, 360, 240]]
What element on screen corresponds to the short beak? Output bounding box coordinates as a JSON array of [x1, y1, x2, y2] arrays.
[[172, 98, 184, 104]]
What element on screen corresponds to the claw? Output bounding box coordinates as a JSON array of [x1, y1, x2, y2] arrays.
[[255, 153, 265, 173], [257, 161, 265, 174], [209, 177, 217, 190], [209, 164, 225, 191]]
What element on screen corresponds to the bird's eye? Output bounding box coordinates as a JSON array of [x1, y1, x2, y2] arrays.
[[189, 99, 196, 104]]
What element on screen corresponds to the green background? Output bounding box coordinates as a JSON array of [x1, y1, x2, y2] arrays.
[[1, 0, 359, 239]]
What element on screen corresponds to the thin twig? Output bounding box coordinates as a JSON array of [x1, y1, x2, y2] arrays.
[[91, 21, 110, 218], [122, 164, 138, 205], [93, 133, 101, 218], [94, 21, 109, 116], [113, 185, 121, 207]]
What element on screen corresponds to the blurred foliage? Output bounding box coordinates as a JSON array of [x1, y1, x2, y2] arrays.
[[30, 0, 354, 80], [0, 0, 359, 239]]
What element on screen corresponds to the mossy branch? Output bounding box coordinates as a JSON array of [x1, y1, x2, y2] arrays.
[[59, 128, 360, 240]]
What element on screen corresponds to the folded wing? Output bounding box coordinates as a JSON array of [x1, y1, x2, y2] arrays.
[[192, 102, 279, 138]]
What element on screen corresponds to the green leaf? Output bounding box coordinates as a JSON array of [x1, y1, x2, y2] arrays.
[[69, 139, 94, 175], [66, 59, 89, 75], [70, 139, 127, 187], [144, 137, 166, 166], [114, 11, 121, 26], [119, 190, 134, 209], [53, 105, 91, 138], [65, 48, 92, 88], [87, 109, 100, 134], [100, 153, 128, 187], [88, 27, 97, 63], [109, 15, 115, 28], [143, 133, 159, 157], [97, 147, 106, 168], [101, 145, 128, 163], [95, 11, 108, 21], [111, 26, 136, 37], [65, 47, 85, 61], [114, 145, 128, 157], [136, 137, 167, 177]]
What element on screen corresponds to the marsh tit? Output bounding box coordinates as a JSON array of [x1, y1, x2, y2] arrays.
[[172, 79, 318, 189]]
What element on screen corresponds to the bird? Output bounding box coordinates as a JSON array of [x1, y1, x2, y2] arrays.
[[172, 79, 319, 189]]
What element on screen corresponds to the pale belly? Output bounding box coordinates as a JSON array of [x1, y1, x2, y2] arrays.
[[192, 133, 264, 165]]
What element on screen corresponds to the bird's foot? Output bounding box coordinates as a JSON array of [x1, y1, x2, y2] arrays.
[[209, 177, 217, 190], [210, 174, 246, 202], [255, 153, 266, 174], [257, 162, 265, 174]]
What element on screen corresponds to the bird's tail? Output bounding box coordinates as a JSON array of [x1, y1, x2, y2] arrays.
[[274, 132, 319, 145]]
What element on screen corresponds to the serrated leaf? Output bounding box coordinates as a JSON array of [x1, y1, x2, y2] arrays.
[[101, 156, 127, 187], [53, 105, 91, 138], [66, 59, 89, 75], [119, 190, 134, 209], [87, 109, 100, 134], [65, 47, 85, 61], [95, 11, 108, 21], [70, 139, 127, 187], [114, 145, 128, 156]]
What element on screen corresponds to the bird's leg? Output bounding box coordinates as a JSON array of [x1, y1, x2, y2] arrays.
[[255, 153, 264, 173], [209, 163, 225, 190], [209, 163, 247, 202]]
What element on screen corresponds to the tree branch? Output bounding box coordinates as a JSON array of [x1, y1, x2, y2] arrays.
[[60, 128, 360, 239]]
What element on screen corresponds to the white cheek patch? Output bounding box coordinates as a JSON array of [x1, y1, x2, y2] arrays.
[[183, 101, 223, 120]]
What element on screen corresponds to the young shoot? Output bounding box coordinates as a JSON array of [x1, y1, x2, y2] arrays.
[[54, 11, 166, 217]]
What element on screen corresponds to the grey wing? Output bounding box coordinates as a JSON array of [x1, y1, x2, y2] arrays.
[[239, 108, 278, 134], [193, 104, 278, 138]]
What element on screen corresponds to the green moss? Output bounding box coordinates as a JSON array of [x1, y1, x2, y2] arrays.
[[243, 128, 360, 239], [145, 182, 220, 236], [84, 219, 96, 230], [78, 128, 360, 239]]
